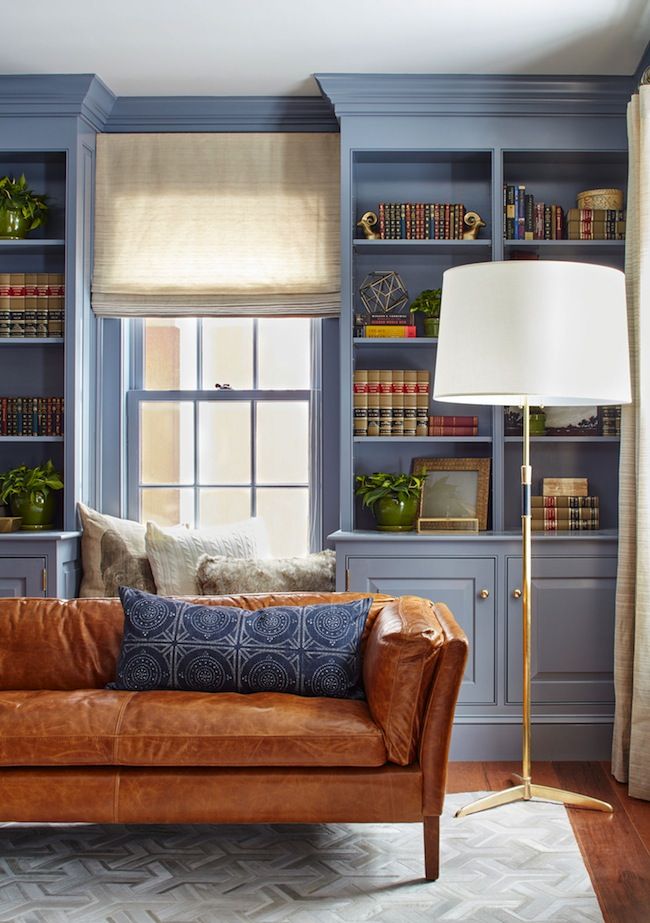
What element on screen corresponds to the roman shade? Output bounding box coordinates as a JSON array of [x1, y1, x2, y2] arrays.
[[92, 133, 340, 317]]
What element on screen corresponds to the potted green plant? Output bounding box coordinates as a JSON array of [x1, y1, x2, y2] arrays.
[[409, 288, 442, 337], [355, 472, 427, 532], [0, 174, 49, 239], [0, 460, 63, 530]]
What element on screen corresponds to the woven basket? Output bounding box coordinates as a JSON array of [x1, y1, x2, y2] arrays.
[[577, 188, 623, 210]]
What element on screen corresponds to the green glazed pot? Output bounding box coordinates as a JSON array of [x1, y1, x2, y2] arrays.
[[9, 490, 57, 530], [0, 209, 30, 240], [529, 410, 546, 435], [373, 494, 419, 532], [423, 317, 440, 338]]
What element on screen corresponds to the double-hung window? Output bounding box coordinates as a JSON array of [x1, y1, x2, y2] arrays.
[[126, 317, 316, 556]]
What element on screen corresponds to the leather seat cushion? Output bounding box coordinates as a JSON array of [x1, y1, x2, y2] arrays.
[[0, 690, 387, 768]]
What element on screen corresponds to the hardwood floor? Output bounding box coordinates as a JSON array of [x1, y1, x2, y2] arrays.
[[447, 762, 650, 923]]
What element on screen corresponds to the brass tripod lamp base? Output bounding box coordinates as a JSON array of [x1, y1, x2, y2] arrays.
[[455, 778, 613, 818]]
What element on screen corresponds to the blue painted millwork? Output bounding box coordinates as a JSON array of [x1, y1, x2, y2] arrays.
[[0, 66, 643, 724], [321, 71, 629, 759], [105, 95, 337, 132], [0, 74, 115, 130], [315, 73, 633, 119]]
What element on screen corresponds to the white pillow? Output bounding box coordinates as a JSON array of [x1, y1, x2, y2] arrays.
[[145, 518, 270, 596]]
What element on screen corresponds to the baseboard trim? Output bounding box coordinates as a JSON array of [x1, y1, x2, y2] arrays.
[[450, 719, 613, 760]]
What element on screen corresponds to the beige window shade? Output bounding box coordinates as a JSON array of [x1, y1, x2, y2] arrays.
[[92, 133, 340, 317]]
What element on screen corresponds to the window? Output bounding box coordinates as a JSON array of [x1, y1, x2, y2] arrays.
[[126, 318, 316, 557]]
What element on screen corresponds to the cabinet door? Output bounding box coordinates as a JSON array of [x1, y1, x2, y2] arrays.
[[347, 556, 496, 704], [506, 556, 616, 706], [0, 557, 47, 598]]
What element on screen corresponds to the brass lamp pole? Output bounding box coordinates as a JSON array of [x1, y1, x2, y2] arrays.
[[432, 260, 631, 819], [455, 397, 612, 817]]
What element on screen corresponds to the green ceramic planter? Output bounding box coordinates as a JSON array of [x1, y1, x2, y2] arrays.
[[9, 490, 57, 530], [0, 209, 31, 240], [373, 495, 419, 532], [423, 317, 440, 338]]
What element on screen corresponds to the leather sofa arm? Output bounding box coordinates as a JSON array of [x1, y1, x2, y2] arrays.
[[419, 603, 468, 815], [362, 596, 467, 766]]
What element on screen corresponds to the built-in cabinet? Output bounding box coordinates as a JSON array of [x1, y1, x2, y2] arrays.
[[318, 73, 630, 758], [0, 151, 67, 528], [0, 80, 102, 595], [0, 533, 79, 598], [347, 552, 496, 705], [337, 533, 617, 759]]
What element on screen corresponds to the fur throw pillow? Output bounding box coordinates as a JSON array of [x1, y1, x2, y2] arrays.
[[78, 502, 156, 597], [196, 550, 336, 595]]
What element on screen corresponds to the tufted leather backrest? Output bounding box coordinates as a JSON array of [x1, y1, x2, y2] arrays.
[[0, 593, 393, 691]]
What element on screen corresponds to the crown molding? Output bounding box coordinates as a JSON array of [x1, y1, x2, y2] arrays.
[[104, 95, 338, 132], [314, 73, 633, 119], [0, 74, 116, 129]]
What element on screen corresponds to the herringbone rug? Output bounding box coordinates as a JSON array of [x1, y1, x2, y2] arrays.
[[0, 792, 602, 922]]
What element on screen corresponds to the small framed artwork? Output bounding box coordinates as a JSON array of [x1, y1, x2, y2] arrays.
[[543, 406, 599, 436], [411, 457, 491, 530]]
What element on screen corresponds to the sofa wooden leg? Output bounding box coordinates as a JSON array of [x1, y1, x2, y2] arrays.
[[423, 815, 440, 880]]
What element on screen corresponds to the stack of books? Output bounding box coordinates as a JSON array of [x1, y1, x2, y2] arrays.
[[0, 397, 64, 436], [600, 406, 621, 435], [0, 273, 65, 338], [534, 478, 599, 532], [428, 414, 478, 436], [353, 313, 416, 338], [503, 184, 564, 240], [353, 369, 430, 437], [566, 208, 625, 240], [376, 203, 466, 240]]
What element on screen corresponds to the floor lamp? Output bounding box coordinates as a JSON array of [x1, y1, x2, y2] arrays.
[[433, 260, 631, 817]]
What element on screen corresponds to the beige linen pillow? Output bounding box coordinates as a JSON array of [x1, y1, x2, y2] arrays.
[[196, 550, 336, 595], [77, 502, 156, 597], [145, 518, 271, 596]]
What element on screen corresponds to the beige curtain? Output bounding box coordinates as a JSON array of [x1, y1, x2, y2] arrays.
[[92, 133, 340, 317], [612, 79, 650, 799]]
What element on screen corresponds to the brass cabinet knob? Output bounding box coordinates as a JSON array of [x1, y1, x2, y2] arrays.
[[513, 588, 522, 599], [479, 589, 490, 599]]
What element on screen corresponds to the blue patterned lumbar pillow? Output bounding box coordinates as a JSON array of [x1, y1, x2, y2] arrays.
[[110, 587, 372, 699]]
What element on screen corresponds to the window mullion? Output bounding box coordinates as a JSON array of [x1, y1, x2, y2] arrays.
[[251, 319, 258, 518]]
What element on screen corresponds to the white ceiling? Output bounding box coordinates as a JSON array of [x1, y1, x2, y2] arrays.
[[3, 0, 649, 96]]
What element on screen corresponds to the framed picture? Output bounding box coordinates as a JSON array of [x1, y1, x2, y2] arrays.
[[411, 457, 491, 530], [543, 406, 599, 436]]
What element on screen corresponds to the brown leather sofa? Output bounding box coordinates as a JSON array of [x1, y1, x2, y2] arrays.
[[0, 591, 467, 880]]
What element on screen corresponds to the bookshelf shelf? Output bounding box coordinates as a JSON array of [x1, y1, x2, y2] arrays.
[[0, 338, 64, 346], [0, 436, 64, 443], [353, 337, 437, 346], [504, 435, 620, 443], [503, 239, 624, 248], [354, 436, 493, 443], [353, 239, 492, 254], [0, 239, 65, 253]]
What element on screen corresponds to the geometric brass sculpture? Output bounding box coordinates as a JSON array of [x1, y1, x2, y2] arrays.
[[359, 271, 408, 316]]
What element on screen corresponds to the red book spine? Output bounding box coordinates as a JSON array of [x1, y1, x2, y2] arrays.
[[428, 426, 479, 436], [429, 415, 478, 426]]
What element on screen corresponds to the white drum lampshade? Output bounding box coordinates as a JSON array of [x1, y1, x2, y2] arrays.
[[433, 261, 631, 408]]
